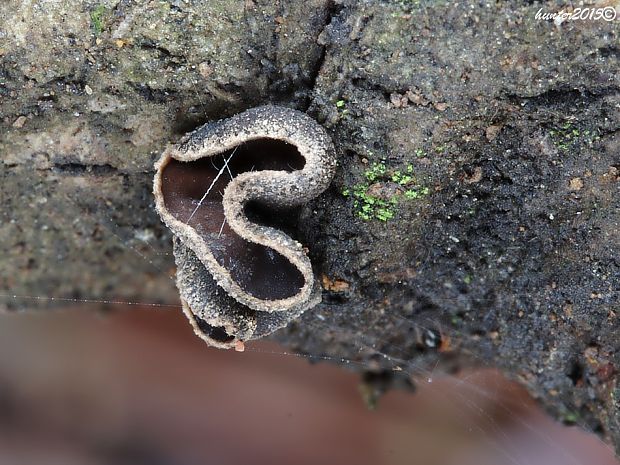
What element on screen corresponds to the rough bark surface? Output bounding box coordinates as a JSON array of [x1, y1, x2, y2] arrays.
[[1, 0, 618, 453]]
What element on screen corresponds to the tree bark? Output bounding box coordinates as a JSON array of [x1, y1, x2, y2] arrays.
[[1, 0, 618, 453]]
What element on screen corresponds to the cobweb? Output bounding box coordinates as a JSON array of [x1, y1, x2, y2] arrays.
[[1, 155, 617, 465]]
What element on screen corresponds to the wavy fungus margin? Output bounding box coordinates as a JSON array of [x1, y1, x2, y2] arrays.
[[153, 106, 336, 349]]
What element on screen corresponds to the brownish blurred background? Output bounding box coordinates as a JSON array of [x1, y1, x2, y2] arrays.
[[0, 305, 617, 465]]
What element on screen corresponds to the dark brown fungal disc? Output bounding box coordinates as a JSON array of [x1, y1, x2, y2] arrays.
[[153, 106, 336, 349]]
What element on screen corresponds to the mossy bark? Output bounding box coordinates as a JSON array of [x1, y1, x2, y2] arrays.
[[1, 0, 618, 453]]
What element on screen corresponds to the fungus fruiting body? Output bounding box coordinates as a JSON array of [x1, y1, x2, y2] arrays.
[[153, 106, 336, 349]]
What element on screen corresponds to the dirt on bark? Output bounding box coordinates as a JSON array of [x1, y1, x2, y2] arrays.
[[1, 0, 618, 453]]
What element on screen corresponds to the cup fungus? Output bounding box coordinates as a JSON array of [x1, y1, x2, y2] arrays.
[[153, 106, 336, 349]]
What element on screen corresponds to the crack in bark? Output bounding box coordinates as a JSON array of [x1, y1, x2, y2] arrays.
[[304, 0, 342, 110], [50, 162, 123, 176]]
